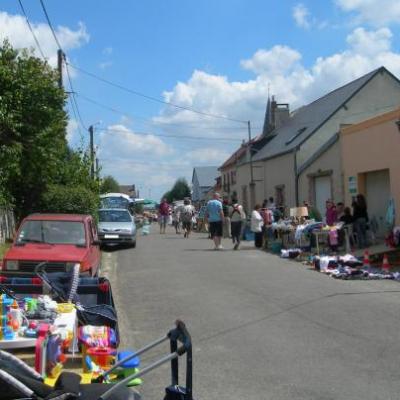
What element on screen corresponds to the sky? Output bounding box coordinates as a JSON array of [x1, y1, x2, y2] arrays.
[[2, 0, 400, 200]]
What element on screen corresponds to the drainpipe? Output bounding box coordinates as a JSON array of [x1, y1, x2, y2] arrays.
[[294, 145, 300, 207]]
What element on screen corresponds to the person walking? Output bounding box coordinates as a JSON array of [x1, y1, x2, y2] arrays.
[[230, 198, 245, 250], [181, 198, 195, 238], [352, 194, 369, 248], [251, 204, 264, 248], [222, 198, 231, 238], [206, 192, 224, 250], [158, 198, 169, 234]]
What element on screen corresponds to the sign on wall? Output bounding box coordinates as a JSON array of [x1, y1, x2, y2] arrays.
[[348, 176, 357, 194]]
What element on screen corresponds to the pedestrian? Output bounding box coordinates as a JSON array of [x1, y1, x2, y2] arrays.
[[172, 205, 181, 234], [352, 194, 369, 248], [205, 192, 224, 250], [336, 202, 345, 221], [222, 198, 231, 238], [268, 197, 276, 210], [325, 199, 338, 226], [158, 198, 169, 234], [251, 204, 264, 248], [260, 200, 274, 248], [181, 198, 195, 238], [230, 198, 245, 250], [340, 206, 353, 225]]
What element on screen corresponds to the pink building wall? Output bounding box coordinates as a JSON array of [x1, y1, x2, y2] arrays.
[[341, 108, 400, 225]]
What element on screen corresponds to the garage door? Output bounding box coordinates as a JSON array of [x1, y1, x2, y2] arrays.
[[365, 169, 391, 238], [315, 176, 331, 219]]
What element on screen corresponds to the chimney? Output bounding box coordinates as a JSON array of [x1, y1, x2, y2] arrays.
[[272, 97, 290, 130], [263, 95, 290, 136]]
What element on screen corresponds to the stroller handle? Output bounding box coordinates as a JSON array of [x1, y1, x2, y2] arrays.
[[98, 320, 193, 400], [169, 319, 192, 355]]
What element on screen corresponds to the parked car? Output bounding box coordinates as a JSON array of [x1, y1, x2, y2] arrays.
[[1, 214, 101, 276], [98, 208, 137, 247]]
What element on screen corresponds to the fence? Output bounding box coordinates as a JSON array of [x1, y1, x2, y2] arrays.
[[0, 208, 16, 244]]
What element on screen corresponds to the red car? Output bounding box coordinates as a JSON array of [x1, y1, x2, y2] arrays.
[[1, 214, 101, 276]]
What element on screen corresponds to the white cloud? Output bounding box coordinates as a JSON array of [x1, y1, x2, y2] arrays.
[[336, 0, 400, 26], [0, 11, 89, 67], [154, 26, 400, 135], [185, 147, 230, 164], [241, 45, 302, 75], [66, 118, 79, 144], [99, 61, 113, 70], [293, 3, 311, 29], [98, 124, 174, 160], [102, 46, 113, 55]]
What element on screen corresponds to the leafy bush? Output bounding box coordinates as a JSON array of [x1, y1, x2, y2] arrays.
[[41, 184, 100, 218]]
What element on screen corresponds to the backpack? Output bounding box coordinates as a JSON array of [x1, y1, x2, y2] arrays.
[[181, 206, 193, 222]]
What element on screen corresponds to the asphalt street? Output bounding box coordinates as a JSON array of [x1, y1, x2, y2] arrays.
[[104, 227, 400, 400]]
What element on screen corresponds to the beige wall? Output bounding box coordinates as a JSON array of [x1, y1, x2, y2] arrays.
[[341, 109, 400, 225], [263, 152, 296, 211], [298, 140, 343, 206], [298, 72, 400, 168]]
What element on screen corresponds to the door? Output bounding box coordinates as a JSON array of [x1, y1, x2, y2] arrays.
[[314, 176, 331, 219], [365, 169, 391, 238]]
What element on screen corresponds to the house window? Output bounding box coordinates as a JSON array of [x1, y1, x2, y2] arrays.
[[231, 170, 236, 185], [275, 185, 285, 208]]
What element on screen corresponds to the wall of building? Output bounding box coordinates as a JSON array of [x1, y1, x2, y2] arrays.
[[298, 140, 343, 206], [263, 152, 296, 211], [297, 71, 400, 168], [341, 109, 400, 225]]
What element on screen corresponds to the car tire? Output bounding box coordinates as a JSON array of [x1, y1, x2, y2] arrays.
[[131, 240, 136, 249]]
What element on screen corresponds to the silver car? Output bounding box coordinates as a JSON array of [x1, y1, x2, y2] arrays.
[[98, 208, 137, 247]]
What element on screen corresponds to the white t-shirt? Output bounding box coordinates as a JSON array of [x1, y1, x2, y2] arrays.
[[251, 210, 263, 232]]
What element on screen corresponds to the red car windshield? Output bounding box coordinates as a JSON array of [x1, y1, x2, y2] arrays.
[[16, 220, 86, 246]]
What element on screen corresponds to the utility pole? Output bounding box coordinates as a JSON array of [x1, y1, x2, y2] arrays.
[[95, 157, 99, 179], [57, 49, 63, 89], [89, 125, 94, 179], [248, 120, 256, 211]]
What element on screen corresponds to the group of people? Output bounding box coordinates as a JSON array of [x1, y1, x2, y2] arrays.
[[205, 194, 280, 250], [323, 194, 369, 248], [158, 197, 195, 238]]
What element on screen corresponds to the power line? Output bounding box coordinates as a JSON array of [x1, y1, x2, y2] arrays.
[[38, 0, 88, 137], [98, 127, 242, 142], [76, 92, 256, 134], [64, 57, 87, 130], [39, 0, 62, 50], [17, 0, 46, 59], [67, 62, 247, 124]]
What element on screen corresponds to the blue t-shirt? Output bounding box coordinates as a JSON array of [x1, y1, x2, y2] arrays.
[[206, 199, 223, 222]]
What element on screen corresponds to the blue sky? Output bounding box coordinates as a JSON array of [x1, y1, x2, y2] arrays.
[[2, 0, 400, 200]]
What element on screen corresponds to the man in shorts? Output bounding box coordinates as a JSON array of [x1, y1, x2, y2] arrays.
[[181, 198, 195, 238], [206, 192, 224, 250]]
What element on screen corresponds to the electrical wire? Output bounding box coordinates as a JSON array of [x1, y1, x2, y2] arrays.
[[64, 57, 87, 131], [67, 62, 248, 124], [38, 0, 88, 136], [76, 93, 253, 138], [98, 127, 242, 142], [38, 0, 62, 50], [17, 0, 46, 59]]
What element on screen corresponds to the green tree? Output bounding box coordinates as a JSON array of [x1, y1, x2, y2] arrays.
[[100, 175, 120, 194], [163, 178, 191, 203], [0, 40, 68, 218], [41, 184, 99, 218]]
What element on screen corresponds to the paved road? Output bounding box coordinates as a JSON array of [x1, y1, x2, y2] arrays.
[[104, 227, 400, 400]]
